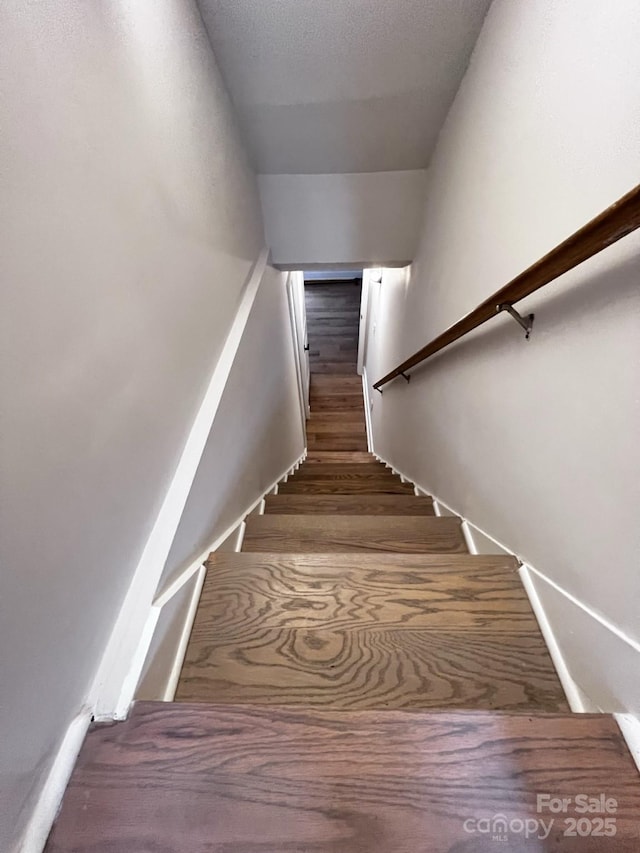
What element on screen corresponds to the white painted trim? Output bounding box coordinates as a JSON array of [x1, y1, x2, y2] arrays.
[[154, 561, 203, 609], [99, 449, 306, 721], [525, 564, 640, 656], [519, 565, 590, 713], [462, 520, 511, 556], [236, 520, 247, 553], [361, 366, 374, 453], [372, 451, 584, 708], [153, 451, 304, 607], [615, 715, 640, 775], [15, 708, 92, 853], [90, 249, 270, 719], [357, 276, 372, 375], [377, 453, 514, 557], [372, 449, 640, 724], [286, 272, 310, 436], [162, 564, 207, 701], [374, 451, 640, 646]]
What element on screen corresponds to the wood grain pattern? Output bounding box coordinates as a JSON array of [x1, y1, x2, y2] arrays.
[[310, 373, 362, 386], [306, 421, 366, 435], [178, 627, 570, 709], [243, 515, 465, 553], [307, 394, 364, 411], [190, 555, 535, 633], [306, 435, 369, 451], [177, 553, 566, 710], [289, 462, 393, 474], [205, 551, 520, 585], [288, 470, 397, 484], [46, 703, 640, 852], [308, 360, 359, 374], [278, 479, 415, 494], [307, 413, 366, 425], [265, 493, 435, 514], [304, 451, 375, 463]]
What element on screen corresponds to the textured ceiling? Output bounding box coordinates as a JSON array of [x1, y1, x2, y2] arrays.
[[198, 0, 491, 174]]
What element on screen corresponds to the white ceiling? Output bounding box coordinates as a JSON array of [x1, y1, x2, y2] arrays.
[[198, 0, 492, 175]]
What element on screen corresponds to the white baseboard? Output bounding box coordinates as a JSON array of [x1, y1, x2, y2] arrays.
[[523, 565, 640, 713], [162, 565, 207, 701], [153, 451, 303, 608], [361, 367, 374, 454], [113, 449, 306, 716], [372, 449, 640, 764], [15, 709, 92, 853], [615, 714, 640, 775], [519, 565, 593, 713]]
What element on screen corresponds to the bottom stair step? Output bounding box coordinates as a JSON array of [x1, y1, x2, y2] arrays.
[[46, 702, 640, 852]]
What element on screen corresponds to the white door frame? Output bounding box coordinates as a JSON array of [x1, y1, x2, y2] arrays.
[[358, 269, 381, 375], [286, 272, 310, 434]]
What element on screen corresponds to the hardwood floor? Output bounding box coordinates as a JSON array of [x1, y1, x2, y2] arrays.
[[304, 281, 366, 449], [46, 278, 640, 851], [46, 702, 640, 853], [304, 283, 361, 377]]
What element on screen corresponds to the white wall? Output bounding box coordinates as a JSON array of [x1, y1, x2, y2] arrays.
[[259, 170, 427, 268], [160, 265, 305, 593], [364, 0, 640, 711], [0, 1, 269, 849]]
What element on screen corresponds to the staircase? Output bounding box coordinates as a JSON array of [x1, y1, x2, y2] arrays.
[[46, 282, 640, 851]]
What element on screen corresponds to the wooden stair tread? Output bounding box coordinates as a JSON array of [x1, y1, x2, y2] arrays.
[[177, 551, 564, 710], [177, 627, 568, 710], [308, 362, 359, 374], [265, 494, 434, 514], [47, 703, 640, 851], [206, 551, 519, 577], [307, 397, 365, 411], [307, 418, 366, 429], [304, 451, 374, 463], [242, 515, 466, 553], [308, 413, 365, 422], [278, 480, 416, 494], [191, 553, 535, 633], [291, 463, 389, 475], [310, 375, 362, 389], [287, 471, 399, 483], [306, 437, 369, 451]]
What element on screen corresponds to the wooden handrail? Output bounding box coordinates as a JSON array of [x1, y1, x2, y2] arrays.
[[373, 184, 640, 390]]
